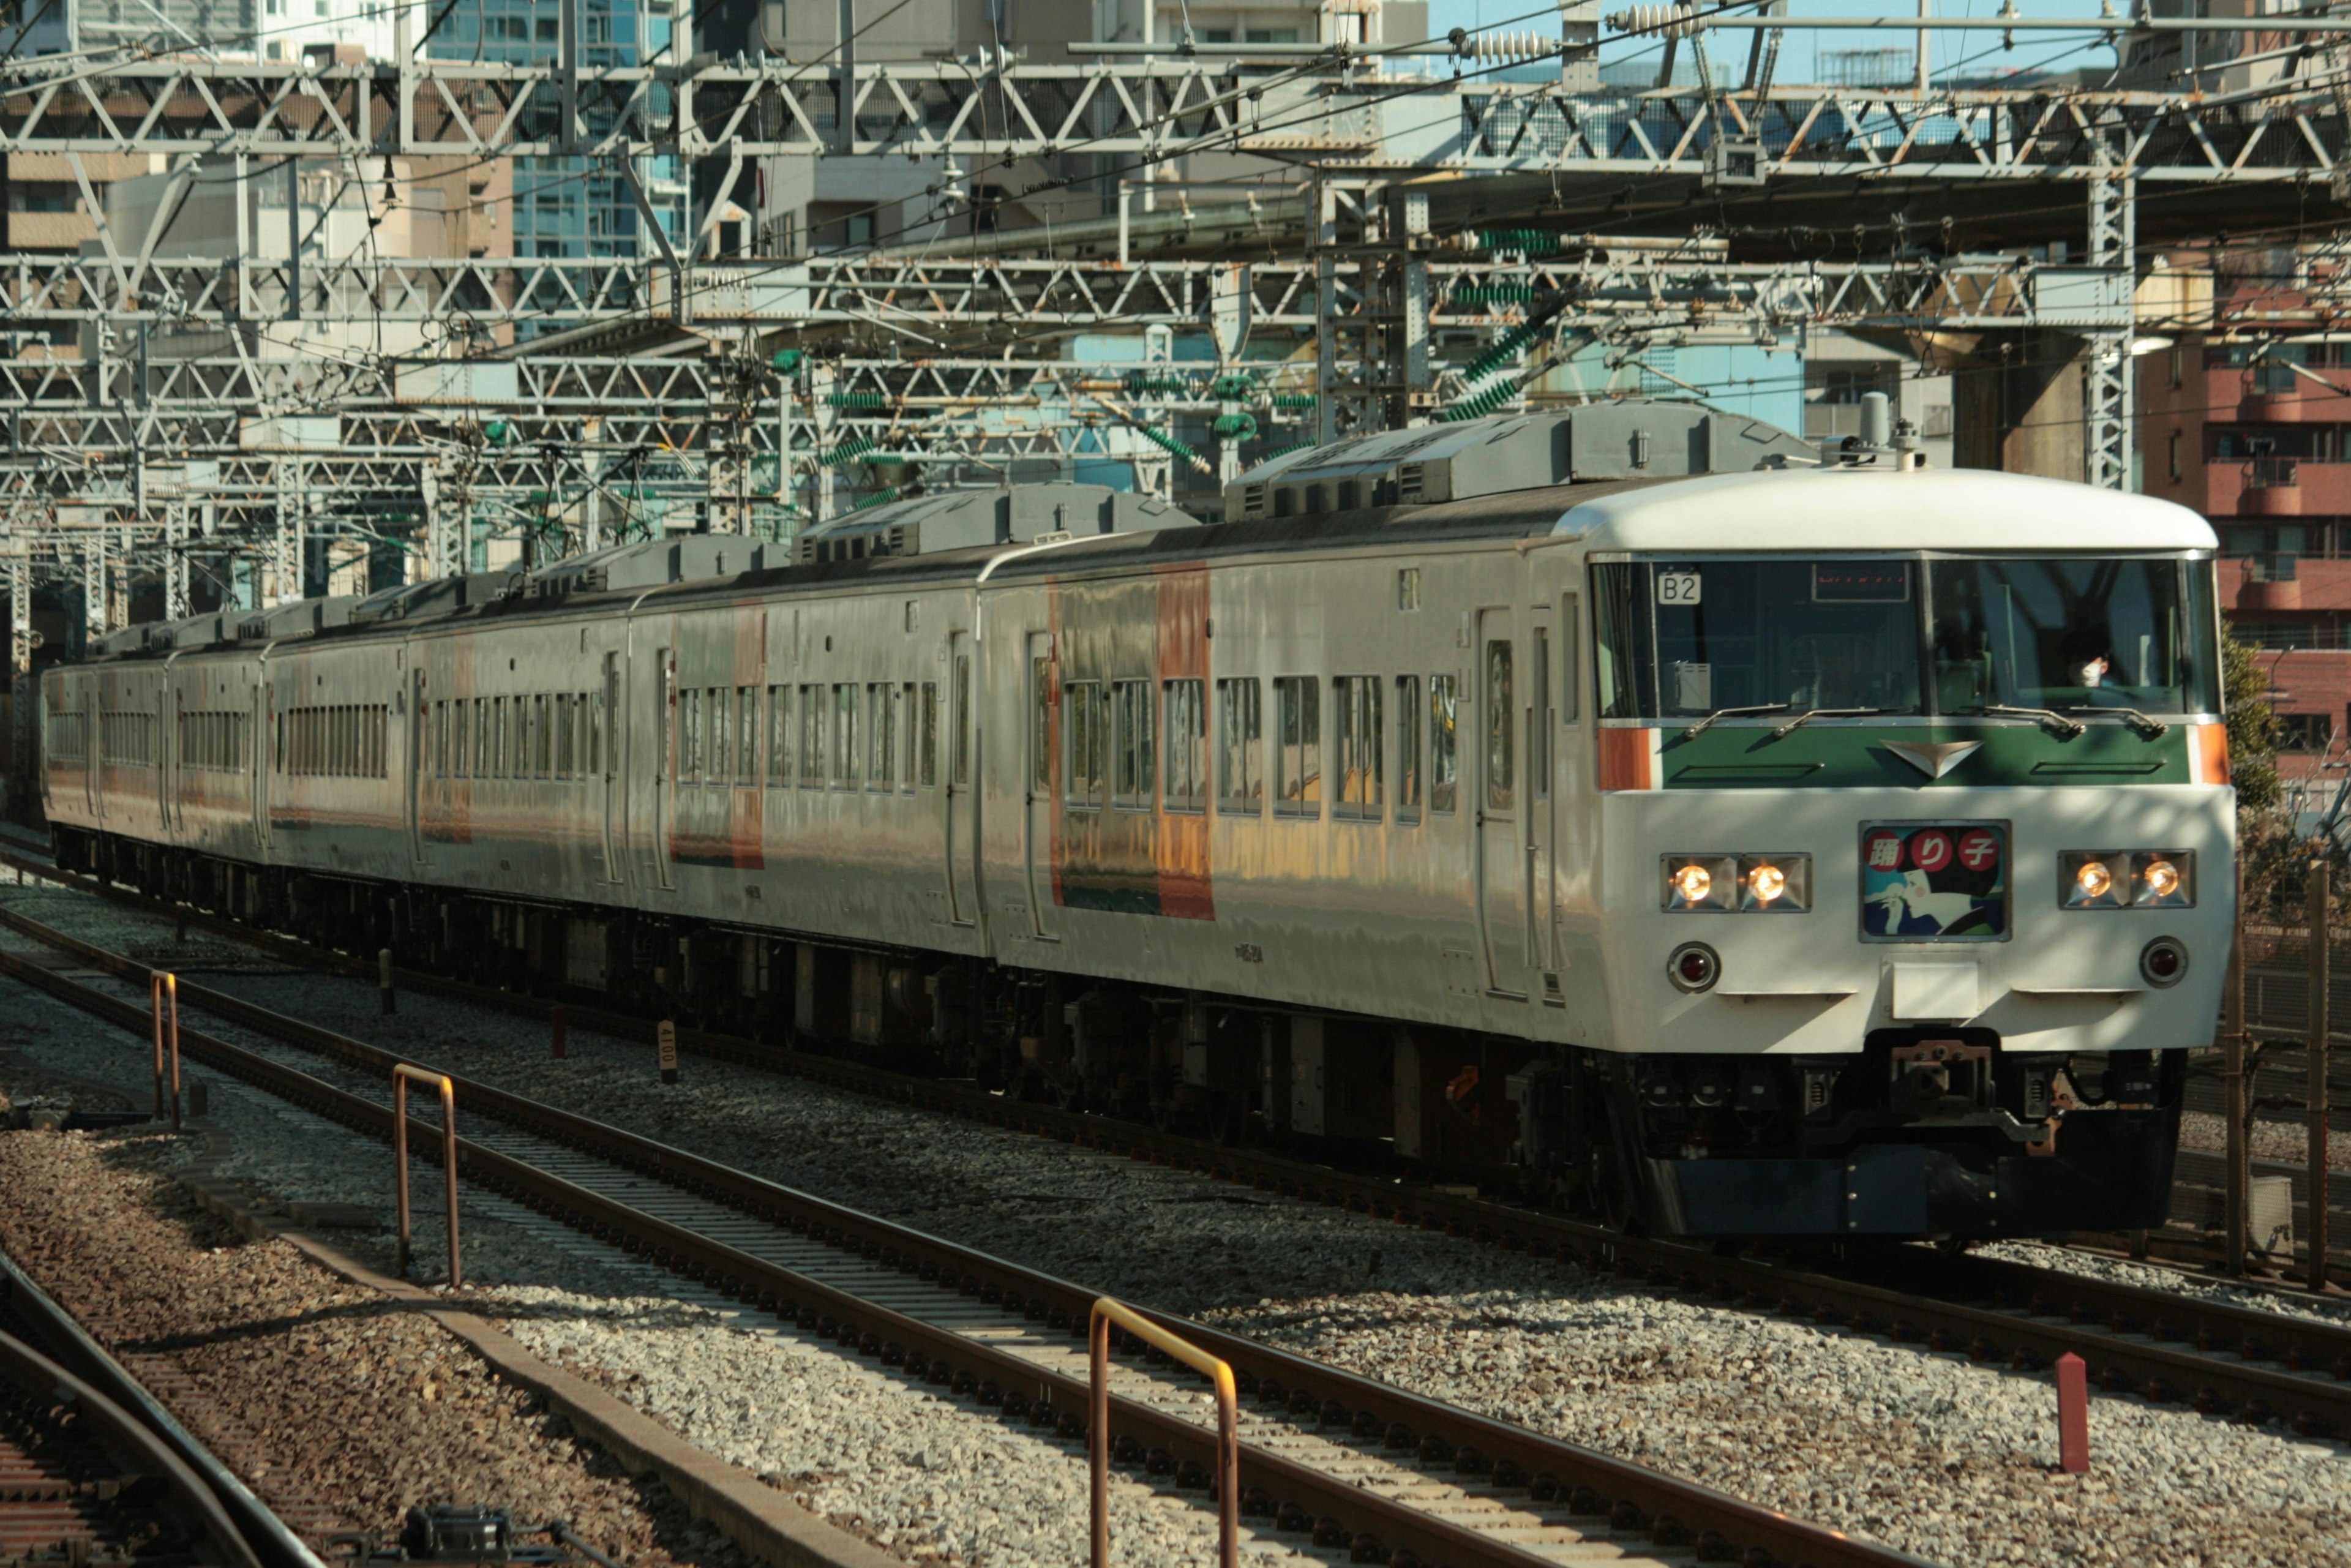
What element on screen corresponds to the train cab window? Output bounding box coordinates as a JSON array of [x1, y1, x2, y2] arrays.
[[1395, 676, 1422, 823], [1111, 680, 1153, 811], [1333, 676, 1382, 820], [766, 685, 790, 787], [1429, 675, 1460, 814], [952, 656, 972, 788], [918, 682, 939, 787], [867, 681, 899, 791], [1559, 597, 1581, 723], [1273, 676, 1321, 817], [799, 684, 825, 786], [831, 683, 860, 789], [737, 686, 759, 786], [1484, 641, 1515, 812], [1163, 678, 1205, 814], [1215, 677, 1261, 814], [1063, 680, 1104, 809]]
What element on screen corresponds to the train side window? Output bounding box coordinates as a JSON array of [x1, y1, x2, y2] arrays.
[[1395, 676, 1422, 823], [1111, 679, 1153, 811], [1063, 680, 1103, 809], [487, 697, 505, 779], [766, 684, 790, 787], [902, 681, 919, 793], [586, 692, 602, 777], [867, 681, 899, 792], [1559, 596, 1580, 724], [1333, 675, 1383, 821], [711, 687, 735, 786], [952, 656, 972, 787], [1273, 676, 1321, 817], [433, 701, 448, 779], [555, 693, 575, 779], [1485, 640, 1515, 812], [1162, 678, 1205, 814], [918, 681, 939, 787], [1531, 629, 1551, 800], [737, 685, 759, 786], [1215, 677, 1261, 814], [833, 683, 862, 789], [1429, 675, 1459, 814], [452, 700, 468, 778], [799, 684, 824, 786]]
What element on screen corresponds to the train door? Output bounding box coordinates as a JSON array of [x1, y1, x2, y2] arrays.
[[599, 651, 625, 885], [1474, 607, 1529, 998], [943, 631, 979, 926], [1022, 629, 1059, 941], [407, 667, 429, 868]]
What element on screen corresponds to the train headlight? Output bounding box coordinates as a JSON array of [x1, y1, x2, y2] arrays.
[[1739, 855, 1810, 912], [1661, 855, 1737, 911], [2060, 850, 2194, 909]]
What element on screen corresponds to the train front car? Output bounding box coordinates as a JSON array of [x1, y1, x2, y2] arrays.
[[1572, 464, 2230, 1239]]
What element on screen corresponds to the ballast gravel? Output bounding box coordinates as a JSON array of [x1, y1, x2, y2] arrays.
[[7, 879, 2351, 1565]]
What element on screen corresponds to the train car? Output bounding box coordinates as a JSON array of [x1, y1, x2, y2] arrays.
[[39, 401, 2233, 1240]]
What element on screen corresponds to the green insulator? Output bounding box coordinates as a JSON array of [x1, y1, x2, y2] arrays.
[[822, 437, 879, 467], [1208, 372, 1257, 402], [1124, 372, 1191, 396], [1211, 411, 1259, 442], [827, 391, 891, 409], [1270, 392, 1318, 411], [1452, 283, 1540, 307], [1478, 228, 1562, 254], [1461, 319, 1543, 383], [853, 486, 902, 511], [771, 348, 806, 375], [483, 421, 514, 446], [1136, 424, 1202, 465]]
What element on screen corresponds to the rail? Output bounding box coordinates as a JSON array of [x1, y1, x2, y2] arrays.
[[149, 969, 179, 1131], [391, 1064, 460, 1289], [1090, 1299, 1236, 1568]]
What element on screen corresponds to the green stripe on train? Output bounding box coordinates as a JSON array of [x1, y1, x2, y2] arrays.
[[1657, 723, 2189, 790]]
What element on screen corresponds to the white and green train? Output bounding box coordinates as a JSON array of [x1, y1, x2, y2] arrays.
[[41, 399, 2232, 1237]]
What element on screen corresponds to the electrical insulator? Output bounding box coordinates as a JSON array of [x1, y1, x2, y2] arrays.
[[1609, 5, 1702, 39], [1459, 30, 1559, 62]]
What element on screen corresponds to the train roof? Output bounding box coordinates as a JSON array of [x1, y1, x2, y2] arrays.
[[1559, 465, 2219, 554]]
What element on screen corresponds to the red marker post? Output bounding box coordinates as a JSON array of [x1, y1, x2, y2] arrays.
[[2055, 1352, 2090, 1473]]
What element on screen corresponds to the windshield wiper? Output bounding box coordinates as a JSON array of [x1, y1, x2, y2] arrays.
[[2063, 704, 2170, 740], [1679, 702, 1788, 741], [1958, 703, 2087, 739], [1769, 706, 1888, 740]]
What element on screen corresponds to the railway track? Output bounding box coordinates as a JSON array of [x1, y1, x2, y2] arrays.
[[0, 1240, 322, 1568], [0, 898, 1931, 1568], [8, 850, 2351, 1445]]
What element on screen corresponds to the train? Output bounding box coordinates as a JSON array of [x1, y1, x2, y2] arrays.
[[37, 398, 2233, 1239]]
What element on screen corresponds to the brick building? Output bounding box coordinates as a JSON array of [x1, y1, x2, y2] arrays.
[[2141, 280, 2351, 785]]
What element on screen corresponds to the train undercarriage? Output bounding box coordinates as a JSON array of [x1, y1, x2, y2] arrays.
[[50, 824, 2186, 1240]]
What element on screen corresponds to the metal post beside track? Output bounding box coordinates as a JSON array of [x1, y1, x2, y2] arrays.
[[2224, 863, 2249, 1277], [1089, 1298, 1237, 1568], [392, 1064, 462, 1289], [2311, 861, 2333, 1294], [148, 970, 179, 1131]]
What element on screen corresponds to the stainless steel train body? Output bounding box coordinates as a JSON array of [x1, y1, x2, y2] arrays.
[[39, 405, 2233, 1238]]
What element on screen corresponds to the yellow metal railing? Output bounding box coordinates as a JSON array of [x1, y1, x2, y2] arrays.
[[148, 971, 179, 1131], [1089, 1297, 1237, 1568], [391, 1065, 461, 1289]]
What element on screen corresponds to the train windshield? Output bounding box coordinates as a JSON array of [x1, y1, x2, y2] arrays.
[[1593, 557, 2219, 721]]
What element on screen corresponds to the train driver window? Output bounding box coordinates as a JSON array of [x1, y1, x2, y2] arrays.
[[1063, 680, 1104, 809], [1395, 676, 1422, 824], [1273, 676, 1321, 817], [1333, 676, 1382, 820], [1163, 678, 1205, 814], [1215, 677, 1261, 814], [1429, 675, 1459, 813], [1111, 680, 1153, 811]]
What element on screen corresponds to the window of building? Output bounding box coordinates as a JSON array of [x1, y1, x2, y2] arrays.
[[1217, 677, 1261, 814], [1163, 679, 1206, 813], [2169, 430, 2182, 483], [2213, 426, 2330, 460], [1273, 676, 1321, 816], [1112, 680, 1154, 810], [1397, 568, 1421, 612], [1333, 676, 1382, 820], [2279, 713, 2337, 751], [1430, 675, 1459, 814], [1063, 680, 1104, 809]]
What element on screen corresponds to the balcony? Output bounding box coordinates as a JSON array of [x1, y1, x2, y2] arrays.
[[2242, 455, 2304, 514]]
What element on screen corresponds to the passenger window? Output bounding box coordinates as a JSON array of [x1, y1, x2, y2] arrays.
[[952, 656, 972, 787], [1560, 596, 1581, 724], [798, 683, 825, 786], [554, 693, 573, 779], [902, 681, 919, 793], [1395, 676, 1422, 824], [1333, 675, 1382, 820], [831, 683, 858, 789], [1273, 676, 1321, 817], [1215, 677, 1261, 814], [1430, 675, 1458, 814], [867, 681, 898, 791], [1162, 678, 1205, 814], [738, 685, 759, 786], [1112, 679, 1153, 811], [1485, 640, 1514, 812], [533, 693, 552, 778], [495, 696, 512, 779], [919, 681, 939, 787], [1063, 680, 1103, 809], [1531, 629, 1551, 800], [709, 687, 732, 786], [767, 685, 790, 787]]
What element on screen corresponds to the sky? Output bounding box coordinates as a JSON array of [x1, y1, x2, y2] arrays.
[[1420, 0, 2132, 86]]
